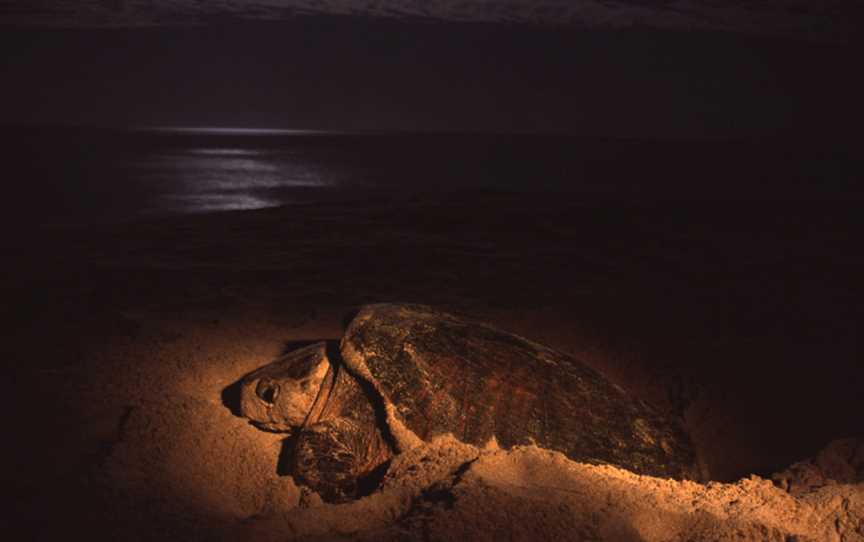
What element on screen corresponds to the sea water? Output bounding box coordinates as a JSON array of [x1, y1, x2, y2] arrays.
[[3, 125, 859, 225]]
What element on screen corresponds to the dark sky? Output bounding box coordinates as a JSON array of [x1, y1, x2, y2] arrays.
[[4, 1, 863, 39], [1, 1, 861, 138]]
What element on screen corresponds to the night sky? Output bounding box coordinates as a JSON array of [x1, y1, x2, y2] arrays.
[[1, 1, 862, 138]]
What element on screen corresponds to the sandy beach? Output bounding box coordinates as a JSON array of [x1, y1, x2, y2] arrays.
[[3, 190, 862, 540]]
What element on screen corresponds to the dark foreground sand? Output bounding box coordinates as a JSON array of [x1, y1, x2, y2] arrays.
[[3, 190, 862, 540]]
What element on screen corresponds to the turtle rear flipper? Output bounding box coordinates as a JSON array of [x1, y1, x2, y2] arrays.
[[294, 417, 391, 503]]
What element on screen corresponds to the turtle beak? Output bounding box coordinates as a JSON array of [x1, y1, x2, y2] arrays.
[[250, 420, 296, 434]]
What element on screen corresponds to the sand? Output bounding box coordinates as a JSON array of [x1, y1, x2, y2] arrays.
[[4, 191, 863, 540]]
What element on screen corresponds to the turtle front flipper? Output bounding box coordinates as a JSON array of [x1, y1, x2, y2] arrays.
[[294, 417, 392, 503]]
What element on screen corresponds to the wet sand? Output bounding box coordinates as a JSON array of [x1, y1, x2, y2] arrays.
[[3, 190, 862, 540]]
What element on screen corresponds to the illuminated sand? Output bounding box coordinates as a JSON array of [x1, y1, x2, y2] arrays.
[[78, 310, 862, 541], [5, 193, 863, 540]]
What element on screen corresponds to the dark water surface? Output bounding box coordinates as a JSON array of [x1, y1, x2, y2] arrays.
[[3, 125, 861, 225]]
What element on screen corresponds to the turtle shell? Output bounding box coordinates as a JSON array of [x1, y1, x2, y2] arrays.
[[340, 303, 696, 480]]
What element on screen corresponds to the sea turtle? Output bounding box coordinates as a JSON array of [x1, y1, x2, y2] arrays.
[[238, 303, 697, 502]]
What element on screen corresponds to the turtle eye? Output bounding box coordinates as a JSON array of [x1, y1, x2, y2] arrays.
[[256, 380, 280, 404]]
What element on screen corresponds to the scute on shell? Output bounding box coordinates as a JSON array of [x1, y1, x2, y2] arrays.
[[340, 303, 697, 480]]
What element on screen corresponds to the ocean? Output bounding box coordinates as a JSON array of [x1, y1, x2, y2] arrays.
[[3, 125, 861, 225]]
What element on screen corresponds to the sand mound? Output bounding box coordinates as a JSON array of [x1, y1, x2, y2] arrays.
[[206, 436, 862, 542], [773, 438, 864, 496]]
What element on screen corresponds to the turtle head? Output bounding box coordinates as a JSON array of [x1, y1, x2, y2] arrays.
[[239, 342, 332, 432]]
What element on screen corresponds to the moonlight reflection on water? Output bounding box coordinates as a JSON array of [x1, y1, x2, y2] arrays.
[[143, 145, 334, 215]]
